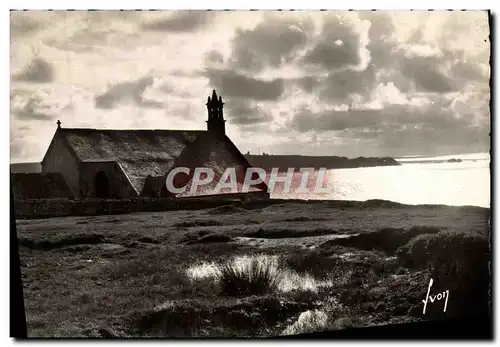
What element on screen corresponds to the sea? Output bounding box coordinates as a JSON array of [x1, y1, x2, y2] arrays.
[[270, 152, 490, 208]]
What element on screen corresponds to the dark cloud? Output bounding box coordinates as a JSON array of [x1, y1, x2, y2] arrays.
[[229, 18, 313, 72], [205, 68, 285, 101], [224, 99, 273, 125], [398, 55, 454, 93], [142, 11, 213, 32], [376, 125, 490, 156], [301, 15, 366, 71], [291, 107, 390, 133], [289, 104, 475, 133], [291, 65, 376, 105], [95, 76, 163, 109], [360, 11, 396, 68], [12, 95, 55, 121], [204, 50, 224, 66], [360, 13, 474, 94], [320, 65, 376, 104], [13, 58, 54, 83], [10, 12, 41, 37], [294, 76, 317, 93], [360, 11, 394, 41], [449, 57, 489, 84], [287, 102, 489, 156], [376, 68, 412, 94], [302, 41, 361, 72]]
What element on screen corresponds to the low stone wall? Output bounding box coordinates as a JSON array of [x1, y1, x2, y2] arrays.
[[12, 194, 425, 220], [13, 191, 271, 219]]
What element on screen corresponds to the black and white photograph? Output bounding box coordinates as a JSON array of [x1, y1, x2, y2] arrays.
[[9, 9, 491, 338]]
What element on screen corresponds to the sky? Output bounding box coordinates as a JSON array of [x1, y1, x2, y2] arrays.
[[10, 10, 490, 162]]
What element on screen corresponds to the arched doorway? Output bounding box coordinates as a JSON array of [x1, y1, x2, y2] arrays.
[[95, 171, 110, 198]]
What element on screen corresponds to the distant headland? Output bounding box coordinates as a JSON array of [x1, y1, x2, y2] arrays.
[[10, 155, 401, 175], [244, 154, 401, 171]]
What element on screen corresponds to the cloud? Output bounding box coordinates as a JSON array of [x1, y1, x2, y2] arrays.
[[360, 11, 396, 67], [294, 76, 317, 93], [34, 11, 145, 53], [301, 14, 371, 72], [290, 64, 378, 107], [142, 11, 213, 32], [205, 68, 285, 101], [95, 76, 163, 109], [13, 58, 54, 83], [10, 11, 42, 37], [285, 99, 489, 157], [360, 11, 489, 95], [376, 125, 490, 156], [11, 93, 56, 121], [229, 17, 313, 72], [322, 65, 377, 104], [9, 11, 491, 160], [396, 53, 454, 93], [204, 50, 225, 66], [288, 102, 476, 133], [224, 99, 273, 125]]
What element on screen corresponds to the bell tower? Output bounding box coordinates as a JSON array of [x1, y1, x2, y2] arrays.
[[206, 90, 226, 137]]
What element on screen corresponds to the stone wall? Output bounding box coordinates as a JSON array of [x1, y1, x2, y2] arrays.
[[13, 191, 270, 219]]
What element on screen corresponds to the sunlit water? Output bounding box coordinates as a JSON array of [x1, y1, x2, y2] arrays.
[[271, 152, 490, 208]]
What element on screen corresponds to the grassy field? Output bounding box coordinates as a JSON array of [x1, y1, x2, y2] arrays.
[[16, 201, 490, 337]]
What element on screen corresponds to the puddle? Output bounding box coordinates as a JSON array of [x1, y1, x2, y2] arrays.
[[385, 256, 398, 263], [186, 254, 333, 293], [97, 243, 125, 251], [234, 233, 354, 250], [338, 252, 356, 260]]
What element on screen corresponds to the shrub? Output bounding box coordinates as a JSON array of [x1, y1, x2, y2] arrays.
[[215, 257, 283, 297], [396, 230, 490, 315], [396, 230, 489, 281], [323, 226, 442, 254]]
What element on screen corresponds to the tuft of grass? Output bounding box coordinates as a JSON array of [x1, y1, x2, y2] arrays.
[[281, 304, 368, 336], [281, 309, 328, 335], [215, 257, 283, 297], [187, 255, 333, 294]]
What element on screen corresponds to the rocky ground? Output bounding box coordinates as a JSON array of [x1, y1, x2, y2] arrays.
[[16, 200, 490, 337]]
